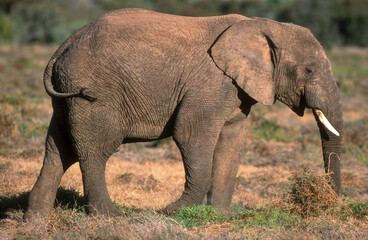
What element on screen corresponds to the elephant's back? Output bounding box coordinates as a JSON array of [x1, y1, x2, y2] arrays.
[[81, 9, 247, 79], [58, 8, 247, 67], [51, 9, 247, 98], [92, 8, 246, 46]]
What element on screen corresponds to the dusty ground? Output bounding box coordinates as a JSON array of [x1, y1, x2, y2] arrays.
[[0, 45, 367, 239]]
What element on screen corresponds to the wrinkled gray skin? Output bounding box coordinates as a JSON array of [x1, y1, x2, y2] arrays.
[[24, 8, 343, 219]]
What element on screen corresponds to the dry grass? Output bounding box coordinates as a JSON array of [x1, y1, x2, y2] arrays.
[[278, 168, 351, 218], [1, 209, 193, 240]]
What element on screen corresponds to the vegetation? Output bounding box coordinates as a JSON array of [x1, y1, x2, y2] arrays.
[[1, 0, 368, 46], [279, 168, 351, 218], [234, 204, 301, 230], [255, 119, 294, 143], [1, 168, 367, 239], [171, 204, 229, 227], [348, 200, 368, 218]]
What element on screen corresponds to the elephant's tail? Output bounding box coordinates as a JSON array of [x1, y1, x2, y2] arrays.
[[43, 25, 97, 102], [44, 74, 97, 101]]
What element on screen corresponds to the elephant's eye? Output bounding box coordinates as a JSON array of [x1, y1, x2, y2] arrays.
[[305, 67, 313, 74], [304, 67, 314, 77]]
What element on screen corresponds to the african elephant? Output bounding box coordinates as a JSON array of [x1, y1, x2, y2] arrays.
[[24, 8, 343, 219]]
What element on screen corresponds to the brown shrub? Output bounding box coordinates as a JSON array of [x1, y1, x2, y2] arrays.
[[279, 168, 350, 218]]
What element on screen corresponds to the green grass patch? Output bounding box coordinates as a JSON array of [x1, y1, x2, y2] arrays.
[[347, 200, 368, 218], [255, 119, 294, 143], [234, 205, 301, 230], [171, 205, 229, 228], [356, 153, 367, 163], [114, 202, 141, 216]]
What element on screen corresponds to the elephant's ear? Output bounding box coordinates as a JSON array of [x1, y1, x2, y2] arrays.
[[210, 19, 279, 105]]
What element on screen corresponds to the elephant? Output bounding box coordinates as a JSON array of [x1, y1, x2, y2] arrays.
[[24, 8, 343, 219]]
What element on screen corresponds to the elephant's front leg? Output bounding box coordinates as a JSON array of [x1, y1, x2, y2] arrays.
[[162, 102, 225, 214], [207, 119, 247, 211]]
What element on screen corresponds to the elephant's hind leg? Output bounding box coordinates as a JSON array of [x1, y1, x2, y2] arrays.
[[24, 112, 77, 220], [70, 109, 124, 217], [78, 152, 123, 217]]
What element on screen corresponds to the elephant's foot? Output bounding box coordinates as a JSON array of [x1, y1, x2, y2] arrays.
[[23, 208, 49, 221], [86, 201, 124, 217], [23, 199, 52, 221], [161, 197, 200, 215], [23, 180, 61, 221], [161, 202, 189, 215]]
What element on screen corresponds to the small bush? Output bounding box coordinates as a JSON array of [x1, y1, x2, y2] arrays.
[[280, 168, 349, 218], [171, 205, 228, 228]]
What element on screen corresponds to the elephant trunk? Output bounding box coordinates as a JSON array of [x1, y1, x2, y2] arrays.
[[314, 109, 343, 194], [308, 78, 343, 195]]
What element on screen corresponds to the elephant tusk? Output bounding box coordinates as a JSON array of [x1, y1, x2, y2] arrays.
[[314, 109, 340, 136]]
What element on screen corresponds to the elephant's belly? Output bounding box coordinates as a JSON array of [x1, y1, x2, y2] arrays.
[[122, 116, 175, 143]]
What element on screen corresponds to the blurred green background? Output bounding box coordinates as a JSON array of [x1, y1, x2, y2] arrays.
[[1, 0, 367, 47]]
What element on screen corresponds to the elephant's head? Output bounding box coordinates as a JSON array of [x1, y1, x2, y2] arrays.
[[210, 18, 343, 194]]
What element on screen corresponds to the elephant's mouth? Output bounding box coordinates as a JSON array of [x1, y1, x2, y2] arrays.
[[276, 92, 306, 117], [314, 109, 340, 137], [293, 96, 306, 117], [289, 91, 306, 117]]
